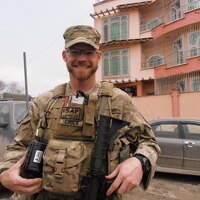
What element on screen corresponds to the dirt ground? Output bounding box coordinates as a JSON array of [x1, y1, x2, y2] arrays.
[[2, 173, 200, 200], [123, 172, 200, 200]]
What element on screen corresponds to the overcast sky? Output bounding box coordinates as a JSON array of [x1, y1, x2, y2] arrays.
[[0, 0, 95, 96]]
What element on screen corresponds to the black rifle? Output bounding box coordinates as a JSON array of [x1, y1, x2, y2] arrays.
[[82, 115, 130, 200]]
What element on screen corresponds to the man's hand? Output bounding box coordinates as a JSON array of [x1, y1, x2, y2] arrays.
[[105, 157, 143, 196], [0, 156, 42, 195]]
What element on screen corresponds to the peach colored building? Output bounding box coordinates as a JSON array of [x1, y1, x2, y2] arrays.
[[91, 0, 200, 97]]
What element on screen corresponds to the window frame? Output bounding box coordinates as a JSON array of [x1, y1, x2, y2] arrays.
[[181, 122, 200, 140], [151, 122, 180, 139], [102, 14, 128, 43], [147, 54, 164, 67], [188, 30, 200, 57], [173, 36, 185, 65], [102, 49, 130, 78]]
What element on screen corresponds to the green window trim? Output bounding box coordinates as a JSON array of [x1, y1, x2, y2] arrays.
[[102, 14, 128, 42], [102, 49, 129, 77]]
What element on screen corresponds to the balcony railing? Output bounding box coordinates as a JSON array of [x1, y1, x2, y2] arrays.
[[140, 1, 200, 32], [142, 48, 200, 69], [142, 57, 166, 68], [185, 0, 200, 12], [163, 0, 200, 24], [185, 47, 200, 59], [159, 50, 186, 67], [140, 19, 162, 32], [101, 32, 128, 43], [155, 71, 200, 95]]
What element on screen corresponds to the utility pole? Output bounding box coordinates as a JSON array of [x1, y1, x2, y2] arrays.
[[23, 52, 29, 110]]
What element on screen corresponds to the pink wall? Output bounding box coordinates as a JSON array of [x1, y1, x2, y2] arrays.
[[132, 91, 200, 120], [129, 10, 140, 39], [179, 92, 200, 118], [132, 94, 172, 120]]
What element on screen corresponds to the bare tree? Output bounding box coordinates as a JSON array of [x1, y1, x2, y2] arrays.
[[0, 80, 24, 94], [0, 80, 6, 91]]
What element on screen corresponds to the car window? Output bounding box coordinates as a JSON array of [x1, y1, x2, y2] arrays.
[[152, 123, 179, 138], [0, 103, 10, 122], [182, 123, 200, 140], [0, 103, 10, 113]]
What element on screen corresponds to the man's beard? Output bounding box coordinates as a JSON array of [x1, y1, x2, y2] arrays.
[[67, 61, 98, 82]]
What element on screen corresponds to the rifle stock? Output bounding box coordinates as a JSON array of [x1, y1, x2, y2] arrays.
[[82, 115, 130, 200]]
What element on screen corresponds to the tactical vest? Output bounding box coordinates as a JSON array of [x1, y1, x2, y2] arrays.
[[36, 82, 117, 196]]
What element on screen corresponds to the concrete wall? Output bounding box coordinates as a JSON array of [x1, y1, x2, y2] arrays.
[[132, 91, 200, 120]]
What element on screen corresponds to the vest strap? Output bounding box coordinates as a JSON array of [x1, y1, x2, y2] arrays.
[[98, 81, 114, 117], [54, 149, 66, 182], [82, 95, 98, 137]]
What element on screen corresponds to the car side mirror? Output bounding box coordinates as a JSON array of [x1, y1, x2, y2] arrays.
[[0, 112, 9, 128]]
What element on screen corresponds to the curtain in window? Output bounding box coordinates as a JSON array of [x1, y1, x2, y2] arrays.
[[103, 20, 109, 42], [102, 49, 129, 77], [102, 15, 128, 42], [103, 53, 109, 76], [122, 50, 128, 74], [110, 17, 120, 41], [121, 16, 128, 40], [110, 51, 120, 75], [189, 31, 200, 57]]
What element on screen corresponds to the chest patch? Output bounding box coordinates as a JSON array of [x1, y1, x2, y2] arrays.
[[61, 107, 81, 121]]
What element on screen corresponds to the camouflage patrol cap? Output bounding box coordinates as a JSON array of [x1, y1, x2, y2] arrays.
[[63, 25, 101, 50]]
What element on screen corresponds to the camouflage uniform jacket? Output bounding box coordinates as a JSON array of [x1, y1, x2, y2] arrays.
[[0, 82, 160, 200]]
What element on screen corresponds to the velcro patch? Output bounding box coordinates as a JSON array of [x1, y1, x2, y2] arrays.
[[61, 107, 81, 121]]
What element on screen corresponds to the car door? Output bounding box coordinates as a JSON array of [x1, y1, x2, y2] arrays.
[[0, 102, 11, 159], [181, 122, 200, 172], [151, 121, 183, 170]]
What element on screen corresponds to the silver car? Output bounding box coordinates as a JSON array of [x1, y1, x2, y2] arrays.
[[149, 118, 200, 176], [0, 99, 30, 159]]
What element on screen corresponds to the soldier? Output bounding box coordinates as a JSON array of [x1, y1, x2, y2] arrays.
[[0, 25, 160, 200]]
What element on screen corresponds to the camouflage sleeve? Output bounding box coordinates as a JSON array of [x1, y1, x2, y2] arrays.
[[111, 88, 161, 189], [0, 91, 52, 173]]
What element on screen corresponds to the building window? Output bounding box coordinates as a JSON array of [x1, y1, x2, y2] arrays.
[[102, 15, 128, 42], [191, 78, 200, 91], [148, 55, 164, 67], [173, 37, 184, 65], [170, 0, 182, 21], [102, 49, 129, 77], [187, 0, 200, 11], [189, 31, 200, 57], [147, 18, 161, 30], [177, 80, 186, 92]]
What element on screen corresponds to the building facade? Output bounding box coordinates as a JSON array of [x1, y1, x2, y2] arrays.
[[91, 0, 200, 96]]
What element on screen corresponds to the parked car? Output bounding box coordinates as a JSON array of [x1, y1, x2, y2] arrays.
[[0, 93, 32, 160], [149, 118, 200, 176]]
